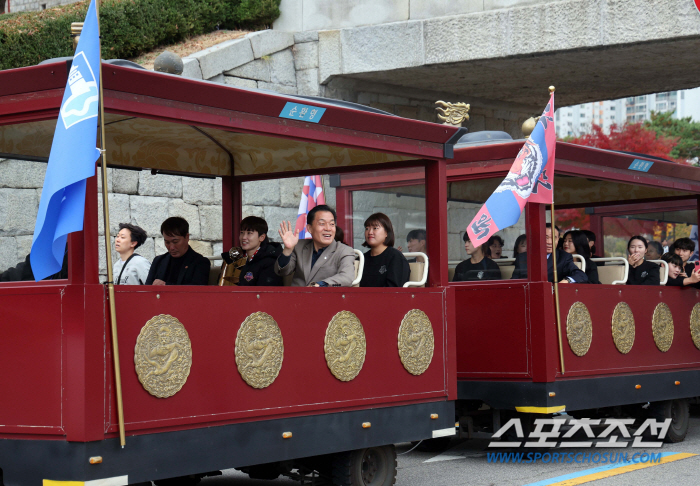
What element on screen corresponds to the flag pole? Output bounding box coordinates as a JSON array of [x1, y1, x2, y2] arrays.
[[94, 0, 126, 447], [548, 85, 565, 375]]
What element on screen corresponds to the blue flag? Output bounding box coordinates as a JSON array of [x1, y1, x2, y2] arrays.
[[30, 0, 101, 281]]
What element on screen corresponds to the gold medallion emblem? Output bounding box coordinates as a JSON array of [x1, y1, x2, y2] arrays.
[[324, 311, 366, 382], [566, 302, 592, 357], [235, 312, 284, 389], [652, 303, 674, 352], [134, 314, 192, 398], [398, 309, 435, 375], [691, 304, 700, 350], [611, 302, 635, 354]]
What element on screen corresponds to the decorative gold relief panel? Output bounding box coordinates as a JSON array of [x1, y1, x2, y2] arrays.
[[611, 302, 635, 354], [398, 309, 434, 376], [235, 312, 284, 389], [652, 303, 674, 352], [567, 302, 592, 357], [324, 311, 366, 382]]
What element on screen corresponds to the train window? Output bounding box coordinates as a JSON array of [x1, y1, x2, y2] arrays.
[[446, 177, 526, 283], [0, 159, 68, 282]]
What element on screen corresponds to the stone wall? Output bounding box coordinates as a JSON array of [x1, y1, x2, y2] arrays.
[[5, 0, 80, 12]]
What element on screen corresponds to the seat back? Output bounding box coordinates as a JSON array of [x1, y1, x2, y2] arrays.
[[402, 252, 429, 287], [648, 260, 669, 285], [448, 267, 456, 282], [500, 265, 516, 279], [352, 249, 364, 287], [591, 257, 629, 285], [572, 254, 586, 272], [207, 256, 223, 285]]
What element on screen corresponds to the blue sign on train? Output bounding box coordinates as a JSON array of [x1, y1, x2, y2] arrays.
[[628, 159, 654, 172], [279, 102, 326, 123]]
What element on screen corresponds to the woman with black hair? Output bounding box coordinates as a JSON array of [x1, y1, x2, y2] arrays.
[[486, 234, 504, 259], [453, 233, 502, 282], [562, 230, 600, 284], [359, 212, 410, 287], [513, 234, 527, 258], [626, 235, 660, 285]]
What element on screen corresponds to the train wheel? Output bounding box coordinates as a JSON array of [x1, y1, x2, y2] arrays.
[[332, 445, 397, 486], [650, 399, 689, 443]]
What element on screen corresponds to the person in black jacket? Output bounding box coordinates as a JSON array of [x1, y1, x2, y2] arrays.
[[625, 235, 660, 286], [359, 212, 409, 287], [237, 216, 283, 286], [146, 217, 210, 286], [562, 230, 600, 284], [453, 232, 501, 282], [511, 224, 589, 283]]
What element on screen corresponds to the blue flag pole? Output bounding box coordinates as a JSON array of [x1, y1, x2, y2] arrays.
[[92, 0, 127, 447]]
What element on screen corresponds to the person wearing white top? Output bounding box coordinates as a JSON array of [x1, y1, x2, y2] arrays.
[[113, 223, 151, 285]]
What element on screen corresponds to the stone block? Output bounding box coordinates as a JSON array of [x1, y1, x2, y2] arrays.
[[0, 188, 38, 236], [410, 0, 484, 20], [97, 193, 131, 236], [273, 0, 303, 32], [294, 31, 319, 43], [213, 242, 223, 257], [448, 205, 478, 234], [263, 206, 299, 236], [323, 183, 336, 208], [302, 0, 409, 31], [485, 117, 506, 131], [369, 102, 394, 114], [15, 235, 33, 260], [395, 105, 418, 120], [225, 59, 271, 82], [199, 205, 223, 241], [113, 168, 140, 195], [0, 159, 46, 188], [340, 21, 424, 75], [257, 82, 298, 95], [136, 237, 156, 263], [242, 179, 281, 206], [181, 58, 203, 79], [182, 177, 219, 206], [208, 73, 225, 84], [296, 68, 320, 96], [467, 114, 486, 132], [318, 30, 342, 84], [155, 237, 167, 256], [190, 240, 213, 257], [293, 41, 318, 70], [224, 76, 258, 89], [129, 196, 171, 237], [0, 236, 17, 272], [448, 232, 465, 261], [248, 30, 295, 58], [138, 172, 182, 198], [268, 49, 297, 86], [96, 168, 113, 193], [98, 236, 117, 276], [242, 205, 265, 218], [169, 200, 201, 240], [279, 177, 306, 208], [190, 38, 254, 80]]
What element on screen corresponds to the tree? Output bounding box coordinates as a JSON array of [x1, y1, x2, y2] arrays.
[[645, 111, 700, 164], [564, 122, 683, 163]]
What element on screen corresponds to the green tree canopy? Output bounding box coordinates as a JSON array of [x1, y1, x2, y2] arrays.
[[645, 111, 700, 164]]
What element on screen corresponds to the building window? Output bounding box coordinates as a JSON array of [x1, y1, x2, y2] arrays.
[[580, 113, 586, 118], [637, 105, 646, 112], [657, 103, 667, 111], [636, 96, 646, 102], [610, 106, 615, 111], [610, 115, 615, 120]]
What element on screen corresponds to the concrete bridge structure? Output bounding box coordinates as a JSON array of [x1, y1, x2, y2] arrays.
[[270, 0, 700, 135]]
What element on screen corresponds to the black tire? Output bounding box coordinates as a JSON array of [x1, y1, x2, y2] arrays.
[[332, 445, 397, 486], [650, 399, 690, 443]]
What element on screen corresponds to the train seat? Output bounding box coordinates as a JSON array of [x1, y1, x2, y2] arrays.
[[592, 257, 629, 285], [403, 252, 429, 287], [648, 259, 669, 285]]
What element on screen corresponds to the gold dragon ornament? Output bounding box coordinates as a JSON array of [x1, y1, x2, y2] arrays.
[[652, 303, 674, 352], [398, 310, 435, 375], [324, 311, 367, 382], [235, 312, 284, 389], [435, 101, 470, 126], [566, 302, 592, 357], [611, 302, 635, 354], [134, 315, 193, 398]]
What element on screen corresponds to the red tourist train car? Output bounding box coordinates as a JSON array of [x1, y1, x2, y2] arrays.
[[0, 60, 462, 486], [2, 56, 700, 486]]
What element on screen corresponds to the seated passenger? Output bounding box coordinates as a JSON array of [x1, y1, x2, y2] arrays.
[[662, 252, 700, 286], [674, 237, 696, 275], [0, 251, 67, 282], [562, 230, 600, 284], [359, 213, 410, 287], [513, 234, 527, 258], [582, 229, 604, 262], [512, 224, 589, 283], [145, 217, 211, 286], [487, 235, 504, 259], [237, 216, 283, 287], [453, 233, 501, 282], [401, 229, 427, 263], [275, 205, 355, 287], [335, 226, 346, 244], [665, 237, 700, 287], [625, 235, 660, 286], [114, 223, 151, 285], [646, 240, 663, 261]]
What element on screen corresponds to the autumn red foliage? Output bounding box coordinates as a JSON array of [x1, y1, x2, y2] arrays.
[[566, 123, 684, 163]]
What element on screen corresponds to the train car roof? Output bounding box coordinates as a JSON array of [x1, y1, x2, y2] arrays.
[[0, 60, 465, 178]]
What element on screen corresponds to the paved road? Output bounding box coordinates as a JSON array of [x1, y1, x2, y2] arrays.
[[202, 415, 700, 486]]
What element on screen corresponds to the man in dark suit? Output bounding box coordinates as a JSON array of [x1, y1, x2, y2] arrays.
[[145, 217, 210, 286], [511, 223, 588, 283]]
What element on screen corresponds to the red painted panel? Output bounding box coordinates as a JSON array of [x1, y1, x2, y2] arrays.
[[104, 287, 450, 434], [557, 285, 700, 378], [453, 283, 530, 378], [0, 287, 64, 431]]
